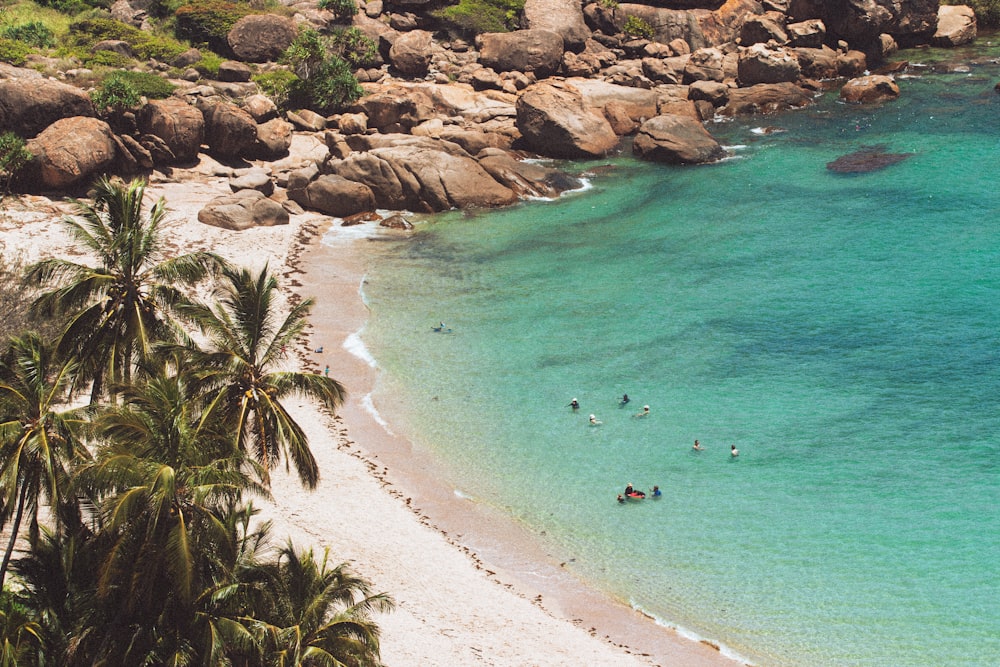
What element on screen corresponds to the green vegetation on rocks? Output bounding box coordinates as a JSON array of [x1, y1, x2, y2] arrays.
[[431, 0, 524, 35], [281, 29, 363, 113], [173, 0, 255, 52]]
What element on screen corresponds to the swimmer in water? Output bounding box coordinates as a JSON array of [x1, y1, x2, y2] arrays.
[[731, 444, 739, 457], [620, 393, 630, 406], [634, 405, 650, 418], [589, 414, 602, 426], [569, 398, 580, 410], [693, 440, 703, 451]]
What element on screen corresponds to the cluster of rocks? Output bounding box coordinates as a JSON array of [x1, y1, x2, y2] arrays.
[[0, 0, 980, 227]]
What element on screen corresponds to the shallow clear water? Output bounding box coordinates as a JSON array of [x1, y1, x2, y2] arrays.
[[349, 43, 1000, 666]]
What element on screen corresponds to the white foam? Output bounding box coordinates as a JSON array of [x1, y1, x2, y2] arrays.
[[453, 488, 475, 501], [630, 601, 756, 666], [343, 330, 377, 368], [360, 392, 394, 436]]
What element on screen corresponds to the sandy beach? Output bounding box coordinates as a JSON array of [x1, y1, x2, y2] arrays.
[[0, 168, 740, 667]]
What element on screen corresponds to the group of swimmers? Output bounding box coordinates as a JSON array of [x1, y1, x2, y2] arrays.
[[569, 395, 650, 424], [617, 483, 662, 503], [692, 439, 740, 457]]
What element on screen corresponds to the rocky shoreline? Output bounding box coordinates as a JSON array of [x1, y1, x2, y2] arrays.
[[0, 0, 981, 225]]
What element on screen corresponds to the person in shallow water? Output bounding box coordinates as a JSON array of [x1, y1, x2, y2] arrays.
[[693, 440, 703, 451], [620, 393, 630, 405], [651, 485, 662, 497], [634, 405, 650, 418], [731, 444, 739, 457], [589, 413, 602, 425], [569, 398, 580, 410]]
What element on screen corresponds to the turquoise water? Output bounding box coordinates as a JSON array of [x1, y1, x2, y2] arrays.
[[351, 43, 1000, 666]]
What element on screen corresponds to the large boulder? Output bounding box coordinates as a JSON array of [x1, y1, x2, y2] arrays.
[[478, 30, 565, 77], [738, 44, 801, 85], [198, 190, 289, 230], [253, 118, 293, 159], [683, 47, 727, 83], [515, 81, 619, 159], [795, 46, 840, 79], [632, 114, 724, 164], [138, 97, 204, 163], [932, 5, 976, 47], [388, 29, 435, 77], [740, 12, 788, 45], [840, 74, 900, 104], [522, 0, 590, 50], [227, 14, 298, 63], [288, 174, 377, 217], [786, 19, 826, 47], [0, 79, 94, 138], [26, 117, 117, 190], [202, 101, 258, 159], [719, 82, 814, 116], [326, 145, 519, 211], [350, 88, 435, 131]]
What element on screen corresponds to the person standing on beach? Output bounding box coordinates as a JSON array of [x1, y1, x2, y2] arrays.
[[324, 365, 330, 377]]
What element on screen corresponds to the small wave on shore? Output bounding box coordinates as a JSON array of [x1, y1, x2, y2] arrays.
[[360, 392, 394, 435], [631, 602, 752, 666], [343, 329, 377, 368]]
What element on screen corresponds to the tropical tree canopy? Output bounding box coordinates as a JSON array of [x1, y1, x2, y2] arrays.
[[26, 176, 225, 400], [180, 265, 346, 488]]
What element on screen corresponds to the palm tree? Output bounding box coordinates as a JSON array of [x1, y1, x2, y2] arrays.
[[76, 364, 267, 665], [180, 265, 346, 489], [0, 332, 90, 589], [0, 591, 43, 667], [250, 542, 394, 667], [25, 176, 225, 401]]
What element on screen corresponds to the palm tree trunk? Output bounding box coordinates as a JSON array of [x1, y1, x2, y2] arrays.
[[0, 482, 29, 589]]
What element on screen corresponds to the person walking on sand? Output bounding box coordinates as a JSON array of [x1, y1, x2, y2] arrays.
[[731, 444, 739, 457]]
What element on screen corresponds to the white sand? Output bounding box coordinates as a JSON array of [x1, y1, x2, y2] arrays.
[[0, 170, 740, 667]]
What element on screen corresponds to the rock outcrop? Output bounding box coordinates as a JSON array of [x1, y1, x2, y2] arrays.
[[840, 75, 900, 104], [478, 30, 565, 77], [522, 0, 590, 50], [632, 114, 725, 164], [198, 190, 289, 230], [227, 14, 298, 63], [324, 144, 520, 212], [933, 5, 977, 47], [137, 97, 204, 164], [516, 81, 619, 158], [0, 79, 94, 137], [26, 117, 117, 190]]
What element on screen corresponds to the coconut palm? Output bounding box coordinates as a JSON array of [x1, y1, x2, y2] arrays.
[[76, 364, 267, 665], [0, 332, 90, 589], [25, 176, 225, 401], [0, 591, 43, 667], [180, 264, 346, 489], [249, 542, 393, 667]]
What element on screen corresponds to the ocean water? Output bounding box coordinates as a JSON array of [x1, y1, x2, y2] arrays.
[[343, 41, 1000, 666]]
